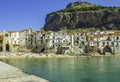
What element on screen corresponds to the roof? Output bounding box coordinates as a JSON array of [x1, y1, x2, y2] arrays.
[[8, 31, 20, 33]]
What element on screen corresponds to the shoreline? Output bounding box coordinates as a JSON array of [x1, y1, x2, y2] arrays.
[[0, 52, 119, 59]]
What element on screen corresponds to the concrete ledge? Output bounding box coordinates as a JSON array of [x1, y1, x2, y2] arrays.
[[8, 75, 49, 82], [0, 61, 49, 82]]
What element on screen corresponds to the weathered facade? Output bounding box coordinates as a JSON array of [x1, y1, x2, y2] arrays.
[[32, 30, 45, 53], [0, 32, 5, 52], [45, 31, 71, 54], [0, 28, 120, 55]]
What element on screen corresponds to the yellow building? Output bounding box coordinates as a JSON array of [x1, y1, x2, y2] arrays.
[[0, 32, 6, 52]]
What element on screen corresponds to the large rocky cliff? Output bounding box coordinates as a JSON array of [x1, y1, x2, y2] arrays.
[[44, 1, 120, 31]]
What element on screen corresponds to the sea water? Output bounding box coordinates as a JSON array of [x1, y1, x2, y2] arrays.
[[1, 56, 120, 82]]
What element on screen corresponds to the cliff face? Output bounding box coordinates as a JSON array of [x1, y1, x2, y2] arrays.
[[44, 1, 120, 31]]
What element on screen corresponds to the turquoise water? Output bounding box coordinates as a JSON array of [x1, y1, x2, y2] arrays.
[[1, 56, 120, 82]]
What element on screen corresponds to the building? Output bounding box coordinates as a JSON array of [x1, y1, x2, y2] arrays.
[[18, 27, 33, 52], [8, 31, 20, 52], [31, 30, 45, 53], [45, 31, 71, 53], [0, 32, 5, 52], [0, 28, 120, 55]]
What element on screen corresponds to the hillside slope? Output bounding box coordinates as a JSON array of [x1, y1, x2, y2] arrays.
[[44, 1, 120, 31]]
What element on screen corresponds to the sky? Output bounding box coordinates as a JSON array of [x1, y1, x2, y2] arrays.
[[0, 0, 120, 31]]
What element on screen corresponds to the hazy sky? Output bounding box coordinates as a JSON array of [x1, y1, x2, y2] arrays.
[[0, 0, 120, 31]]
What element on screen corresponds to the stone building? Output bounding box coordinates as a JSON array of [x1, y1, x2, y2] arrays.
[[72, 32, 88, 54], [0, 32, 6, 52], [31, 30, 45, 53], [86, 31, 120, 55], [45, 31, 71, 53], [19, 27, 33, 52], [8, 31, 20, 52], [0, 27, 33, 52]]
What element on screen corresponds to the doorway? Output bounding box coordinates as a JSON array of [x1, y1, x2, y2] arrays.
[[6, 44, 10, 51], [0, 47, 3, 52]]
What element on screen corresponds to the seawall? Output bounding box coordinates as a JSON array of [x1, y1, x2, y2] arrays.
[[0, 61, 49, 82]]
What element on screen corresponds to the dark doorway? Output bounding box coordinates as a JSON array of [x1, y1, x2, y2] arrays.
[[103, 45, 112, 53], [0, 47, 3, 52], [6, 44, 10, 51]]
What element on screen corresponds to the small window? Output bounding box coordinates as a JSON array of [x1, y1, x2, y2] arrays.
[[14, 41, 16, 44], [116, 36, 119, 40], [116, 42, 119, 47], [0, 40, 3, 43], [111, 42, 114, 46], [59, 40, 60, 43], [53, 36, 55, 39], [5, 34, 8, 37], [52, 40, 54, 43], [103, 42, 105, 46], [36, 46, 38, 49], [81, 42, 84, 45]]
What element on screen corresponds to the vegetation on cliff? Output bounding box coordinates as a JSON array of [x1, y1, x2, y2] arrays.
[[48, 2, 120, 16], [44, 1, 120, 31]]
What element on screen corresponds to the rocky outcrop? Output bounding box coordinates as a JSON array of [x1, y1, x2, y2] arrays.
[[44, 1, 120, 31]]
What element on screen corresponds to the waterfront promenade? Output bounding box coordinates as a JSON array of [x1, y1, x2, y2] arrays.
[[0, 61, 49, 82]]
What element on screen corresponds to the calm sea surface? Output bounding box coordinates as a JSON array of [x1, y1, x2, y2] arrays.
[[1, 56, 120, 82]]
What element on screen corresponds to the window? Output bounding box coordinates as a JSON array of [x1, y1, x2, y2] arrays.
[[53, 45, 54, 48], [77, 37, 79, 40], [41, 37, 43, 39], [107, 36, 111, 41], [34, 37, 36, 44], [53, 36, 55, 39], [25, 38, 27, 40], [36, 46, 38, 49], [41, 40, 43, 43], [59, 40, 60, 43], [52, 40, 54, 43], [116, 42, 119, 47], [35, 37, 36, 40], [103, 42, 105, 46], [116, 36, 119, 40], [0, 40, 3, 43], [81, 42, 84, 45], [5, 34, 8, 37], [14, 41, 16, 44], [111, 42, 114, 46]]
